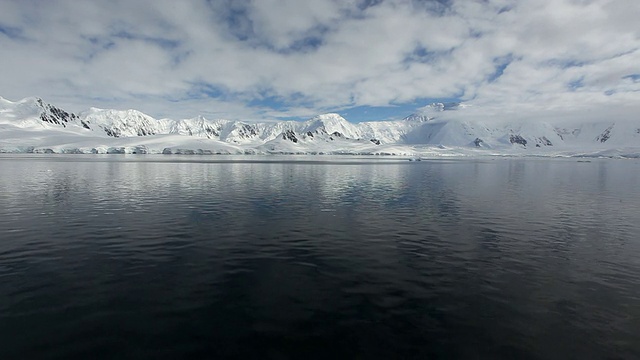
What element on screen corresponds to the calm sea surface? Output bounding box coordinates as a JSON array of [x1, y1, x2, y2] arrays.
[[1, 154, 639, 359]]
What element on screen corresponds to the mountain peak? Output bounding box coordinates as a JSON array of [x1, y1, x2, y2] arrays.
[[3, 95, 639, 155], [403, 114, 434, 122], [310, 113, 347, 121], [405, 102, 468, 122], [304, 113, 362, 138]]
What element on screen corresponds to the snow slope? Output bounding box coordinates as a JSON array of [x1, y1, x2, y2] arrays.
[[1, 96, 638, 157]]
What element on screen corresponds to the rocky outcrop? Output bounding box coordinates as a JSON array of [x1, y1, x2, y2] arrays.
[[509, 134, 527, 146], [283, 129, 298, 143], [596, 124, 614, 143], [37, 98, 79, 127]]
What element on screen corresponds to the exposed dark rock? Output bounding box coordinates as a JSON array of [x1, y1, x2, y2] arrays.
[[540, 136, 552, 146], [237, 124, 257, 138], [370, 138, 381, 145], [283, 130, 298, 143], [596, 124, 614, 143], [103, 128, 120, 138], [555, 128, 581, 140], [204, 125, 219, 138], [509, 134, 527, 146], [307, 131, 314, 137], [36, 98, 79, 128], [474, 138, 484, 147], [331, 131, 343, 138], [136, 127, 155, 136], [533, 136, 553, 147]]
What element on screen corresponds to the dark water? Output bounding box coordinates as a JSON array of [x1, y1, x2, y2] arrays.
[[1, 155, 639, 359]]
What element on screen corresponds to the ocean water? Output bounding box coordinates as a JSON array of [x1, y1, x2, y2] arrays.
[[0, 154, 639, 359]]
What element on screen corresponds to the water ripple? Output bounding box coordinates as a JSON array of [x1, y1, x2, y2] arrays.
[[0, 156, 639, 358]]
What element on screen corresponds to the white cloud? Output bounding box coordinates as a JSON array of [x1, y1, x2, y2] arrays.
[[0, 0, 638, 122]]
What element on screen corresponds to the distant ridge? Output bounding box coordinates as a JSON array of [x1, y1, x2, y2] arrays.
[[0, 96, 638, 157]]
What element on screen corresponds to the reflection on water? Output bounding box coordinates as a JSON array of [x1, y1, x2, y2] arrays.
[[0, 155, 639, 359]]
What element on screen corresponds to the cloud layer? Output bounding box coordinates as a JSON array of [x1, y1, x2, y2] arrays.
[[1, 0, 638, 122]]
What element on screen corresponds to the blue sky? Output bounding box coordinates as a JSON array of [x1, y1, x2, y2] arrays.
[[0, 0, 639, 123]]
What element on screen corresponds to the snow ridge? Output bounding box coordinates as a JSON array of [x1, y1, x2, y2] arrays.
[[0, 96, 638, 156]]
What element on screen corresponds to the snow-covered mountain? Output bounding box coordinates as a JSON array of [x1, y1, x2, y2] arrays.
[[1, 96, 638, 157]]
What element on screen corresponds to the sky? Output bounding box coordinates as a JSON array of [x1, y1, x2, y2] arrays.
[[0, 0, 639, 123]]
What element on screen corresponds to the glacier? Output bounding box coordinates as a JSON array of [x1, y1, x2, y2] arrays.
[[1, 96, 639, 158]]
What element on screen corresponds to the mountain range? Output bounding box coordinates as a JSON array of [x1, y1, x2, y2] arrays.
[[1, 96, 638, 157]]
